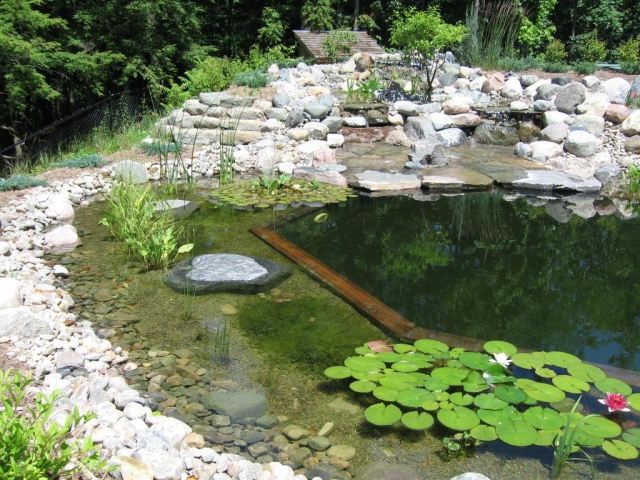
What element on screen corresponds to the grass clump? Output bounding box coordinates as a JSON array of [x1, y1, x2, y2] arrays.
[[496, 56, 543, 72], [0, 369, 108, 479], [140, 141, 182, 156], [542, 62, 571, 73], [100, 181, 191, 270], [0, 175, 47, 191], [572, 62, 598, 75], [232, 70, 269, 88], [55, 154, 105, 169]]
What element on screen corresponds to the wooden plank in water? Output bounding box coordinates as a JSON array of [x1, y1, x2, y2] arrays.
[[251, 226, 640, 387]]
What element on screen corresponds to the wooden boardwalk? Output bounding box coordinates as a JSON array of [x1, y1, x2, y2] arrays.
[[293, 30, 385, 63], [251, 226, 640, 387]]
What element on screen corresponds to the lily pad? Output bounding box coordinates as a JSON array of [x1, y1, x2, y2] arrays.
[[432, 367, 469, 386], [579, 416, 622, 438], [449, 392, 474, 406], [373, 386, 398, 402], [550, 397, 585, 413], [484, 340, 517, 356], [424, 377, 449, 391], [421, 399, 439, 411], [414, 339, 449, 354], [355, 346, 373, 355], [391, 360, 421, 373], [627, 393, 640, 411], [459, 352, 493, 371], [401, 411, 434, 430], [546, 351, 581, 368], [535, 429, 560, 446], [470, 425, 498, 442], [379, 376, 414, 391], [462, 371, 490, 393], [350, 380, 376, 393], [477, 407, 519, 426], [344, 356, 385, 372], [394, 343, 415, 354], [324, 366, 352, 379], [552, 375, 590, 394], [567, 363, 607, 383], [523, 406, 564, 430], [437, 406, 480, 431], [512, 352, 546, 370], [396, 389, 435, 408], [622, 429, 640, 448], [377, 352, 403, 363], [474, 393, 508, 410], [602, 440, 639, 460], [573, 429, 604, 448], [495, 385, 527, 404], [535, 367, 556, 378], [515, 379, 565, 403], [595, 378, 632, 396], [364, 403, 402, 426], [496, 419, 538, 446]]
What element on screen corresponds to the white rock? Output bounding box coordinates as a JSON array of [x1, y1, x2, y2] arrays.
[[302, 122, 329, 139], [510, 100, 529, 111], [0, 241, 10, 256], [53, 265, 69, 277], [501, 77, 524, 99], [543, 111, 570, 127], [394, 101, 418, 116], [326, 134, 345, 148], [621, 110, 640, 137], [530, 141, 564, 162], [45, 195, 75, 223], [113, 456, 154, 480], [342, 116, 367, 127], [603, 78, 631, 104], [564, 130, 599, 158], [443, 97, 471, 115], [149, 416, 192, 448], [43, 225, 80, 252], [0, 278, 21, 309]]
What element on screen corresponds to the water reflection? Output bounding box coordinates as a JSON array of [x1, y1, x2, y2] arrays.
[[279, 193, 640, 370]]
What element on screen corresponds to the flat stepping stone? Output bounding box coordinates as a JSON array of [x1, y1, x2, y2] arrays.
[[506, 170, 601, 193], [153, 199, 200, 219], [421, 166, 493, 191], [353, 170, 421, 191], [165, 254, 290, 294]]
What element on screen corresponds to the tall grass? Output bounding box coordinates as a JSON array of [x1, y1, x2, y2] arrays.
[[463, 0, 522, 69], [99, 181, 190, 270]]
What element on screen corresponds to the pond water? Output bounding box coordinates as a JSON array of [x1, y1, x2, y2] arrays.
[[278, 193, 640, 371], [60, 191, 640, 479]]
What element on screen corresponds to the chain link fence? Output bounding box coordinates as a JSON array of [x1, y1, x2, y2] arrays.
[[1, 90, 151, 171]]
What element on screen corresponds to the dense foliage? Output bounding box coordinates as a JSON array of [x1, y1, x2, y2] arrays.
[[2, 0, 640, 154]]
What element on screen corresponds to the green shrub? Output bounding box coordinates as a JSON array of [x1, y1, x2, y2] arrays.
[[0, 175, 47, 191], [100, 182, 190, 270], [572, 62, 598, 75], [141, 141, 181, 156], [627, 165, 640, 197], [621, 62, 640, 75], [232, 70, 269, 88], [302, 0, 335, 32], [570, 31, 607, 62], [245, 45, 297, 70], [618, 36, 640, 75], [496, 56, 543, 71], [56, 154, 105, 169], [543, 39, 568, 63], [323, 30, 359, 62], [0, 369, 107, 480], [542, 62, 571, 73]]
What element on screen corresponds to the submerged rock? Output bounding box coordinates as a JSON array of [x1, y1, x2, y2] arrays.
[[153, 199, 200, 220], [357, 462, 421, 480], [164, 254, 290, 294], [353, 170, 421, 191], [202, 391, 268, 421]]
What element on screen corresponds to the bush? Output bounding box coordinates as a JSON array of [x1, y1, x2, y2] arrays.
[[100, 182, 190, 270], [245, 45, 298, 70], [302, 0, 335, 32], [0, 369, 107, 479], [56, 154, 105, 169], [0, 175, 47, 191], [543, 39, 568, 63], [570, 31, 607, 62], [141, 141, 181, 156], [618, 36, 640, 75], [232, 70, 269, 88], [572, 62, 598, 75], [542, 62, 571, 73], [496, 56, 543, 71], [323, 30, 359, 62]]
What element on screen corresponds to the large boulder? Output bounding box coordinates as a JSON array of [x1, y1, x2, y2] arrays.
[[603, 78, 631, 104], [625, 135, 640, 154], [573, 114, 605, 136], [0, 307, 52, 338], [442, 97, 470, 115], [576, 92, 610, 117], [43, 225, 80, 253], [404, 117, 438, 142], [621, 110, 640, 137], [481, 72, 505, 93], [0, 278, 21, 309], [164, 254, 290, 294], [429, 113, 453, 131], [409, 140, 447, 166], [303, 102, 331, 120], [535, 83, 561, 101], [474, 122, 519, 146], [554, 82, 586, 114], [501, 77, 524, 99], [153, 199, 199, 220], [540, 123, 569, 143], [113, 160, 148, 184], [605, 104, 630, 124], [564, 130, 599, 158], [296, 140, 331, 165], [529, 141, 564, 162], [45, 195, 74, 223], [293, 167, 347, 187], [437, 128, 467, 147], [202, 391, 268, 421], [543, 111, 570, 126]]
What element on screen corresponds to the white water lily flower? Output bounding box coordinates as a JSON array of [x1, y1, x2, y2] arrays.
[[489, 352, 512, 369]]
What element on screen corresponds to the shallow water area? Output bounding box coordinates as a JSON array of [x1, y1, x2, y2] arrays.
[[54, 189, 640, 479]]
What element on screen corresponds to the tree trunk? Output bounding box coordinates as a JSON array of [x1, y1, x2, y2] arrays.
[[353, 0, 360, 30]]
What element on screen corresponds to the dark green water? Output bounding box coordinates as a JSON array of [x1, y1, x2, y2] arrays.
[[278, 193, 640, 370]]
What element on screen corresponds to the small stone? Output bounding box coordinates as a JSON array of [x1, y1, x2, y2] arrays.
[[308, 436, 331, 451], [114, 456, 153, 480], [256, 414, 278, 428], [185, 432, 205, 448], [326, 445, 356, 461], [318, 422, 334, 437], [283, 424, 309, 441]]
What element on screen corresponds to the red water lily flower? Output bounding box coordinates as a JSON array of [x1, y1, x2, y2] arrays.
[[598, 393, 631, 413]]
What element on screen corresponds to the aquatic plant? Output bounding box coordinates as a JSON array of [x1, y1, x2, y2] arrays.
[[325, 338, 640, 466], [100, 182, 193, 270], [212, 317, 231, 364], [209, 178, 355, 209]]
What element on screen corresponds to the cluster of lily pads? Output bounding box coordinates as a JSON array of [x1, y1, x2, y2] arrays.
[[209, 178, 355, 209], [324, 339, 640, 460]]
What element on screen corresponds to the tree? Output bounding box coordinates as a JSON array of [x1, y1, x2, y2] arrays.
[[258, 6, 286, 47], [390, 7, 467, 101], [0, 0, 117, 159], [302, 0, 335, 31]]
